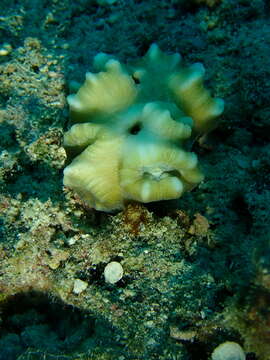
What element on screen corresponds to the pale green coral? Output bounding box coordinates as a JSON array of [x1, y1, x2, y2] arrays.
[[63, 44, 224, 211]]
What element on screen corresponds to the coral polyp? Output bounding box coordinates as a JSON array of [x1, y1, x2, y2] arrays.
[[63, 44, 224, 211]]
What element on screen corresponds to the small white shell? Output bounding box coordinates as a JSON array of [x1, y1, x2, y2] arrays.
[[211, 341, 245, 360], [104, 261, 124, 284]]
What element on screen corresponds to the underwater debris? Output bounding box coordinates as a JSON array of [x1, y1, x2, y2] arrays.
[[73, 279, 88, 294]]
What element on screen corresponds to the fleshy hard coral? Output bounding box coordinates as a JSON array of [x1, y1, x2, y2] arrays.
[[63, 44, 224, 211]]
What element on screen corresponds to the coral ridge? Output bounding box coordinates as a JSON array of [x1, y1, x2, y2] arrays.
[[63, 44, 224, 211]]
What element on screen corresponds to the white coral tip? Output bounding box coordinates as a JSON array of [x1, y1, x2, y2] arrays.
[[213, 98, 225, 116], [105, 59, 122, 72], [148, 43, 160, 59], [191, 62, 205, 76], [67, 94, 82, 111], [85, 72, 97, 83]]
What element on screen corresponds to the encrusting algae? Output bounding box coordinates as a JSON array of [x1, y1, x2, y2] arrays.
[[63, 44, 224, 211]]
